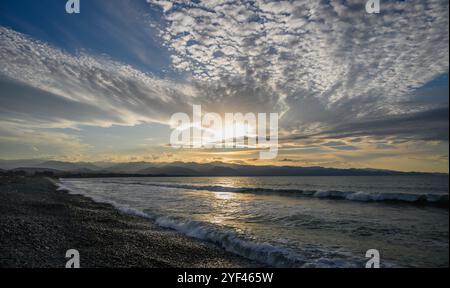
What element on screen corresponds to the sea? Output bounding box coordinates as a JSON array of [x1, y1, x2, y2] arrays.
[[58, 175, 449, 268]]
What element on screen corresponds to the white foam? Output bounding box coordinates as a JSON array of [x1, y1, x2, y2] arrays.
[[57, 180, 153, 219], [56, 182, 78, 194], [155, 216, 364, 268], [54, 179, 437, 268]]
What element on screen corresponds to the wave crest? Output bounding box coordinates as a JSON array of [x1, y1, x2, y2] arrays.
[[106, 181, 449, 208]]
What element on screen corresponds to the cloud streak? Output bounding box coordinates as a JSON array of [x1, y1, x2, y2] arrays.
[[0, 27, 197, 128], [285, 106, 449, 142]]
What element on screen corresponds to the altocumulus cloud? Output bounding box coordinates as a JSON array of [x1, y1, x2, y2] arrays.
[[149, 0, 448, 134], [150, 0, 448, 102], [0, 0, 448, 162], [1, 0, 448, 132]]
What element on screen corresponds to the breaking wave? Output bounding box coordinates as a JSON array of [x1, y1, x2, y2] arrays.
[[55, 181, 361, 267], [154, 216, 360, 268], [106, 181, 449, 208]]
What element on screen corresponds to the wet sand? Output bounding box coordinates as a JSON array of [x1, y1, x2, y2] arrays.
[[0, 176, 259, 268]]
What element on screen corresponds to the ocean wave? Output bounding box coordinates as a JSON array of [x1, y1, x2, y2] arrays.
[[57, 182, 154, 219], [54, 180, 379, 268], [56, 181, 360, 267], [154, 216, 360, 268], [103, 181, 449, 208]]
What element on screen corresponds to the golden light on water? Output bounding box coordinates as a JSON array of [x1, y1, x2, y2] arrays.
[[214, 192, 235, 200]]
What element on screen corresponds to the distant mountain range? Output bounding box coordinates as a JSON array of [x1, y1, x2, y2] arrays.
[[0, 159, 446, 177]]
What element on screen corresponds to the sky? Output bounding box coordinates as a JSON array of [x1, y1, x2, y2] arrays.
[[0, 0, 448, 172]]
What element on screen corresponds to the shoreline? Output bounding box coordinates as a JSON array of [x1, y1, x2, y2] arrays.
[[0, 175, 260, 268]]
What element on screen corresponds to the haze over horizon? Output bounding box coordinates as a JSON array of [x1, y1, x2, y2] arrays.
[[0, 0, 449, 173]]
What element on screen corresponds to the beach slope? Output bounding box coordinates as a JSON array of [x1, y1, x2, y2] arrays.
[[0, 176, 258, 268]]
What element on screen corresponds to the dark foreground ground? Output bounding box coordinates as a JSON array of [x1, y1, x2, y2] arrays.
[[0, 176, 258, 268]]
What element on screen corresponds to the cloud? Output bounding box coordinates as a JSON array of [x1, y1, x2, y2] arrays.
[[286, 106, 449, 142], [0, 27, 197, 128], [0, 121, 88, 160], [0, 78, 124, 128], [0, 26, 204, 159], [2, 0, 449, 134], [149, 0, 448, 109], [149, 0, 449, 150], [0, 25, 285, 126], [0, 25, 284, 160], [0, 1, 448, 169]]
